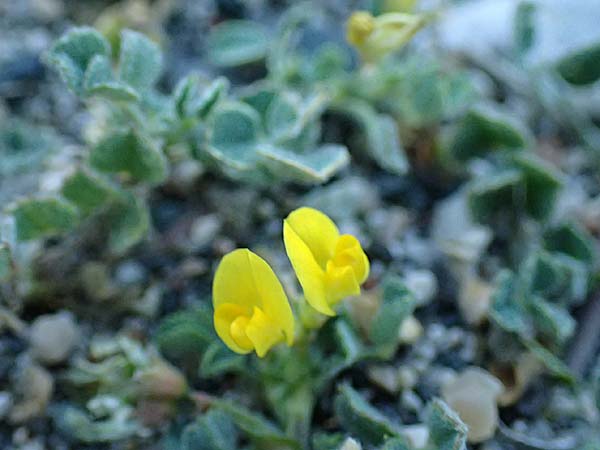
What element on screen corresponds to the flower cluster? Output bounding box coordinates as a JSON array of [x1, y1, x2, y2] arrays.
[[213, 207, 369, 357]]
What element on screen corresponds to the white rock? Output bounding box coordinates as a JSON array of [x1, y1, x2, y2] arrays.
[[404, 269, 438, 306], [189, 214, 222, 250], [29, 311, 79, 365], [0, 392, 13, 420], [402, 424, 429, 449], [442, 367, 504, 443], [368, 366, 400, 393], [398, 315, 423, 344], [459, 276, 493, 325], [430, 192, 492, 266], [340, 437, 362, 450]]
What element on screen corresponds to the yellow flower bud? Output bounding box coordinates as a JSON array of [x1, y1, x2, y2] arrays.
[[283, 207, 370, 316], [346, 11, 376, 46], [346, 10, 427, 63], [213, 249, 295, 357]]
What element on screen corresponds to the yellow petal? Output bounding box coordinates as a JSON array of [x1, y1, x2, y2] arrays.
[[284, 207, 339, 269], [214, 303, 253, 354], [283, 219, 334, 316], [333, 234, 370, 284], [246, 307, 286, 357], [213, 249, 261, 313], [244, 250, 295, 346], [325, 262, 360, 305]]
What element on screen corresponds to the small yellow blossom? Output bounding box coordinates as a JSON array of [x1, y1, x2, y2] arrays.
[[346, 10, 427, 63], [283, 207, 370, 316], [213, 249, 295, 357]]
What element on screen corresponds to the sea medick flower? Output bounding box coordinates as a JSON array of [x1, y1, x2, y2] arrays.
[[213, 249, 295, 357], [346, 10, 427, 63], [284, 207, 370, 316]]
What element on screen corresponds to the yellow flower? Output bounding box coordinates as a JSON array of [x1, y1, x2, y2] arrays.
[[283, 207, 370, 316], [346, 10, 427, 63], [213, 249, 295, 357]]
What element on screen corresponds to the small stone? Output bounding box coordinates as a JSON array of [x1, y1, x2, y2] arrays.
[[404, 269, 438, 306], [189, 214, 222, 251], [368, 365, 400, 393], [340, 437, 362, 450], [399, 315, 423, 344], [431, 192, 492, 265], [402, 424, 429, 449], [80, 262, 116, 302], [0, 391, 13, 420], [442, 367, 504, 443], [29, 311, 79, 365], [398, 367, 418, 389], [115, 260, 147, 286], [459, 276, 493, 325], [367, 207, 411, 245], [400, 389, 424, 414], [9, 361, 54, 423]]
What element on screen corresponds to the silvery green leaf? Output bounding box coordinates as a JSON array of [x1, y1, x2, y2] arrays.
[[181, 409, 238, 450], [61, 168, 117, 215], [426, 399, 468, 450], [514, 1, 536, 57], [106, 195, 149, 254], [206, 20, 269, 67], [265, 92, 301, 141], [490, 271, 533, 338], [543, 222, 596, 264], [257, 144, 349, 184], [0, 243, 12, 282], [174, 75, 228, 119], [522, 340, 574, 383], [242, 88, 277, 123], [310, 43, 351, 82], [83, 54, 139, 101], [556, 41, 600, 86], [265, 92, 327, 144], [212, 400, 301, 449], [13, 198, 79, 241], [397, 68, 445, 127], [53, 404, 139, 443], [90, 129, 167, 184], [525, 251, 570, 299], [156, 305, 214, 362], [118, 30, 163, 90], [208, 102, 261, 167], [528, 296, 576, 345], [512, 153, 563, 221], [333, 100, 408, 175], [334, 383, 402, 446], [468, 170, 523, 223], [44, 27, 110, 94], [370, 276, 416, 356], [449, 107, 531, 161], [199, 341, 246, 379]]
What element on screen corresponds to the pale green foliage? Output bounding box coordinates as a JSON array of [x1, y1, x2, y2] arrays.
[[468, 153, 562, 223], [13, 198, 79, 241], [426, 399, 468, 450], [180, 410, 238, 450], [557, 42, 600, 86], [334, 383, 402, 446], [206, 20, 269, 67], [26, 23, 352, 248]]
